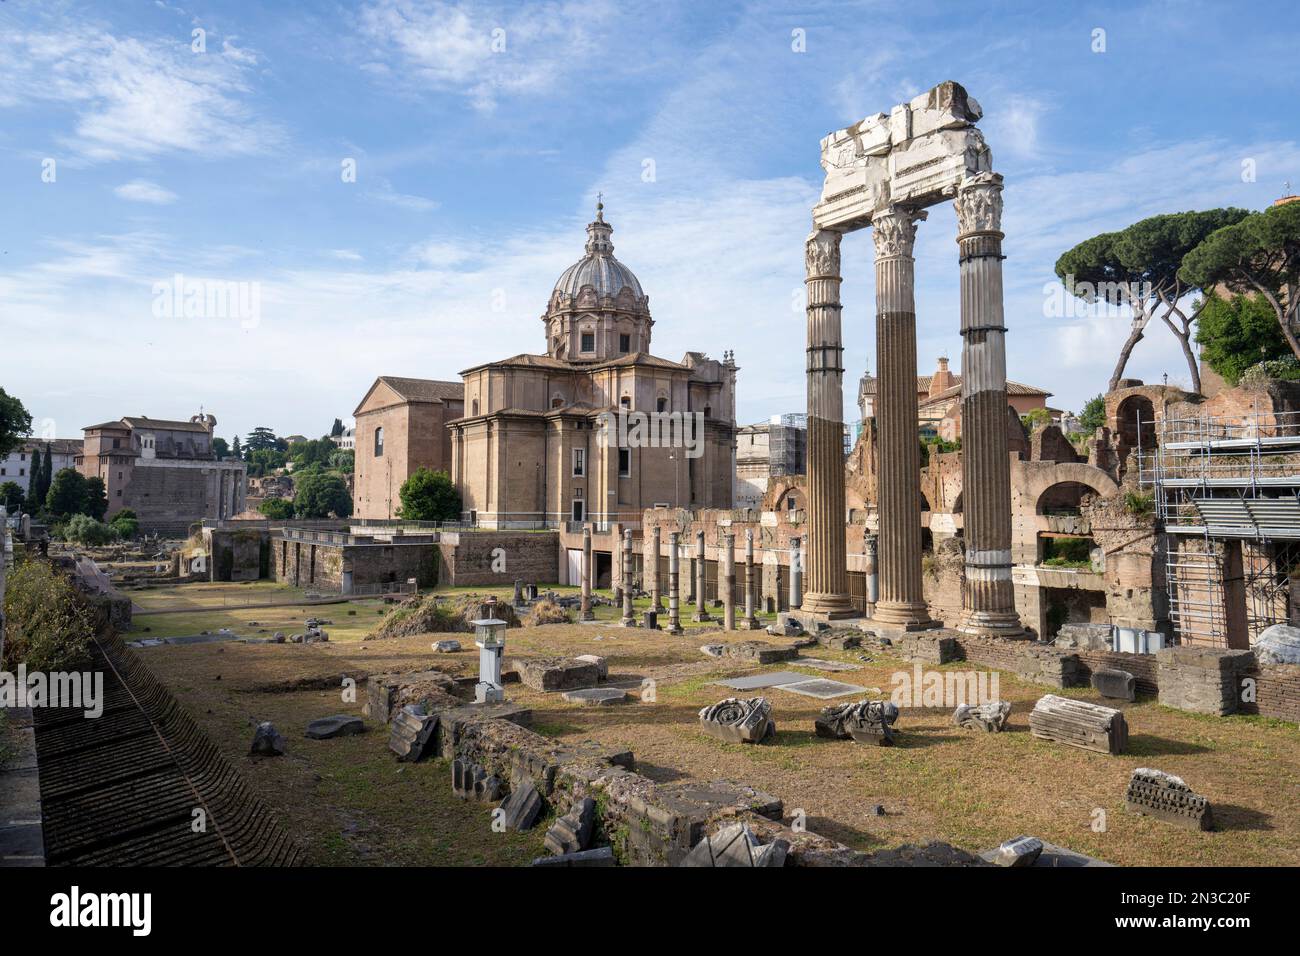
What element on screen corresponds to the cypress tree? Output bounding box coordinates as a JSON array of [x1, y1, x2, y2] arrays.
[[28, 447, 42, 510]]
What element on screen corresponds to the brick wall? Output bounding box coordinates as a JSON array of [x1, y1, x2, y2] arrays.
[[438, 531, 558, 586]]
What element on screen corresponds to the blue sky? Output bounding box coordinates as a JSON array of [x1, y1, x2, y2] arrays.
[[2, 0, 1297, 445]]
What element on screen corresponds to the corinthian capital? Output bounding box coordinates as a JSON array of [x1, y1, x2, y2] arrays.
[[805, 228, 842, 279], [954, 171, 1004, 236], [871, 206, 927, 259]]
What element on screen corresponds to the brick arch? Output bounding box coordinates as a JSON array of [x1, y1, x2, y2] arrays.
[[1019, 462, 1120, 515]]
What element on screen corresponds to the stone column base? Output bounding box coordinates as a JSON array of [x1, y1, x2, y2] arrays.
[[740, 616, 763, 630], [620, 616, 638, 628], [800, 591, 855, 618], [580, 611, 595, 622], [958, 610, 1025, 639], [665, 623, 684, 635], [691, 612, 712, 623], [872, 601, 933, 628]]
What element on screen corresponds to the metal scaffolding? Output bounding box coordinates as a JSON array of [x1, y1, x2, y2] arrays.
[[1143, 406, 1300, 647]]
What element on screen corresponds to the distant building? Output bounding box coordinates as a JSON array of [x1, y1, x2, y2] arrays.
[[76, 412, 246, 531], [736, 416, 807, 509], [0, 438, 82, 495], [858, 356, 1051, 441], [331, 426, 355, 450], [448, 202, 737, 527], [352, 377, 464, 520]]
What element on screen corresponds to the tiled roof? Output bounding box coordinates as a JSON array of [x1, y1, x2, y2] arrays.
[[121, 416, 212, 433], [377, 376, 464, 403], [862, 376, 1050, 398]]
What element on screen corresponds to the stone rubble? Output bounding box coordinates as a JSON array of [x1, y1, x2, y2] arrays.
[[952, 700, 1011, 732], [698, 697, 776, 744]]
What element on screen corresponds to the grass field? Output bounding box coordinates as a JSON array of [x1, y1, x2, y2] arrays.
[[131, 580, 1300, 867]]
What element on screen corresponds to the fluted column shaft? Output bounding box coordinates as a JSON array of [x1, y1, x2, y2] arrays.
[[667, 532, 683, 633], [802, 229, 852, 615], [873, 205, 931, 626], [955, 173, 1022, 635], [621, 529, 636, 626]]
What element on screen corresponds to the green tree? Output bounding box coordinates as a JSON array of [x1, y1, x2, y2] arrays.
[[39, 444, 53, 505], [258, 498, 295, 520], [1078, 394, 1106, 432], [231, 435, 243, 460], [1020, 407, 1053, 430], [45, 468, 90, 519], [330, 418, 344, 437], [1181, 200, 1300, 360], [85, 475, 109, 521], [245, 426, 278, 453], [329, 448, 354, 473], [213, 437, 230, 460], [294, 472, 352, 518], [1195, 292, 1292, 385], [289, 437, 335, 470], [0, 388, 32, 457], [0, 481, 24, 512], [1056, 208, 1250, 392], [397, 468, 461, 521], [26, 452, 41, 511], [245, 447, 286, 478]]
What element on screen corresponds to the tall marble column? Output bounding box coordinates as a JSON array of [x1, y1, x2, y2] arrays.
[[692, 529, 711, 622], [580, 525, 594, 620], [872, 205, 931, 627], [742, 528, 759, 629], [722, 532, 736, 630], [667, 531, 683, 634], [801, 228, 854, 618], [649, 526, 663, 608], [621, 528, 636, 627], [955, 173, 1022, 635]]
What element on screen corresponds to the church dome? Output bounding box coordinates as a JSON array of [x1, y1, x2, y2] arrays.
[[552, 201, 645, 301]]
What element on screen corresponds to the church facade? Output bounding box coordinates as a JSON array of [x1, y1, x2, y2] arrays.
[[448, 203, 738, 528]]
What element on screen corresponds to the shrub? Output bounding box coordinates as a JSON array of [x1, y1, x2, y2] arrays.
[[258, 497, 295, 520], [109, 508, 139, 539], [63, 513, 118, 546], [1123, 491, 1155, 518], [397, 468, 460, 521], [1, 559, 96, 670]]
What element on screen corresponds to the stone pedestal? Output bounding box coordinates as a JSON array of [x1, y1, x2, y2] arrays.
[[800, 228, 854, 617], [954, 173, 1021, 636], [871, 205, 931, 627]]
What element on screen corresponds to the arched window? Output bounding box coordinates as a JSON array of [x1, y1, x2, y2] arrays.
[[374, 427, 384, 457], [471, 399, 480, 416], [656, 395, 668, 413]]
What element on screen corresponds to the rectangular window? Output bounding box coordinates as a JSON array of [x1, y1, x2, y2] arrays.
[[572, 448, 585, 477], [618, 448, 631, 477], [571, 499, 584, 521], [581, 332, 595, 352], [619, 333, 630, 353]]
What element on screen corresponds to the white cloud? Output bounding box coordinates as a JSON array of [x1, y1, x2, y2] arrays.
[[356, 0, 616, 110], [0, 21, 280, 160], [114, 179, 179, 204]]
